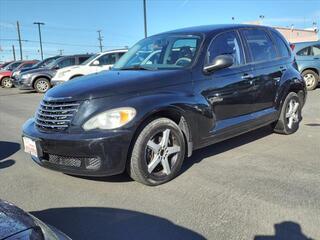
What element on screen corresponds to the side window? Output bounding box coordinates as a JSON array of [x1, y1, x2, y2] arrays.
[[79, 56, 90, 64], [206, 31, 244, 67], [242, 29, 277, 62], [297, 47, 311, 56], [311, 45, 320, 56], [270, 31, 290, 58], [58, 58, 75, 68], [98, 53, 117, 65], [22, 63, 35, 68]]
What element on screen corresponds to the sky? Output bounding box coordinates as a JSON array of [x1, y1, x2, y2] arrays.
[[0, 0, 319, 62]]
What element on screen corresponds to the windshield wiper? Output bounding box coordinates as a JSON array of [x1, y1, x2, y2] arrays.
[[119, 65, 156, 71]]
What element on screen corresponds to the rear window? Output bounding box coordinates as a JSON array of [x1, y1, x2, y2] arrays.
[[242, 29, 277, 62], [270, 31, 290, 58]]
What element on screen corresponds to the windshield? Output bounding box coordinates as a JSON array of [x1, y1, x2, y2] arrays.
[[81, 53, 99, 65], [45, 58, 62, 69], [113, 34, 202, 70], [4, 61, 22, 71], [34, 57, 58, 68]]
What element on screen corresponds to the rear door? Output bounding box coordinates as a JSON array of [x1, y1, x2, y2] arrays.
[[240, 28, 286, 112]]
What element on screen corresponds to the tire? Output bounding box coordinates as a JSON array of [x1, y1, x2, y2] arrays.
[[34, 78, 50, 93], [1, 77, 13, 88], [128, 118, 186, 186], [302, 70, 319, 91], [273, 92, 301, 135]]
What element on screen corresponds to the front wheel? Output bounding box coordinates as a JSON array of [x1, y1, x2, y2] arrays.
[[273, 92, 301, 135], [1, 77, 13, 88], [128, 118, 186, 186], [34, 78, 50, 93]]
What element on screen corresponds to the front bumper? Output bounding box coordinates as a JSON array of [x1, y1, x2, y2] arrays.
[[22, 118, 133, 177], [51, 79, 67, 86], [12, 77, 33, 90]]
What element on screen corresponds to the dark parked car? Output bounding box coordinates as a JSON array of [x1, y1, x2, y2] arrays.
[[12, 56, 61, 82], [0, 199, 70, 239], [22, 24, 306, 186], [293, 41, 320, 90], [14, 54, 92, 93]]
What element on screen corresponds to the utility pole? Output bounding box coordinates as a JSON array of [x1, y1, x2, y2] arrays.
[[34, 22, 45, 60], [97, 30, 103, 52], [12, 45, 16, 60], [143, 0, 147, 38], [58, 49, 63, 55], [16, 21, 23, 60]]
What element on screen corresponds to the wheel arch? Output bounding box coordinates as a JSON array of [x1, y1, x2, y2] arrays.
[[32, 75, 51, 89], [128, 106, 194, 168], [69, 74, 84, 80], [301, 67, 319, 75]]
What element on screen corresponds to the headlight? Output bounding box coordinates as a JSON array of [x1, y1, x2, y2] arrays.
[[21, 73, 31, 79], [83, 107, 136, 131], [59, 70, 70, 77]]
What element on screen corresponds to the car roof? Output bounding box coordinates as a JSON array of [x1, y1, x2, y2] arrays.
[[157, 24, 273, 36], [100, 49, 128, 54], [293, 41, 320, 52]]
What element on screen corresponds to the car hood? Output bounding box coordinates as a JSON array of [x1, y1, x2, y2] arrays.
[[22, 67, 51, 75], [0, 200, 36, 239], [45, 69, 191, 101]]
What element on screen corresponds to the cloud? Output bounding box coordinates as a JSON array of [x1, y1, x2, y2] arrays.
[[0, 22, 15, 29]]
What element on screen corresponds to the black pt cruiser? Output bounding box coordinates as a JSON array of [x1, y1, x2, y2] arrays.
[[22, 24, 306, 186]]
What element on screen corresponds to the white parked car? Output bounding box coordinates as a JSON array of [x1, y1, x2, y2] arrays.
[[51, 49, 127, 85]]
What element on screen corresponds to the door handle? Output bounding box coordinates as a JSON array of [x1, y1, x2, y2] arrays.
[[241, 73, 254, 80]]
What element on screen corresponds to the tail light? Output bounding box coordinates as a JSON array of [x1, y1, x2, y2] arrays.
[[290, 43, 295, 51]]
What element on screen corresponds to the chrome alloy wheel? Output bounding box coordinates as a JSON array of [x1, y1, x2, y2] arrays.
[[146, 129, 181, 176], [286, 99, 299, 129], [2, 78, 13, 88], [36, 80, 49, 92], [304, 73, 316, 88]]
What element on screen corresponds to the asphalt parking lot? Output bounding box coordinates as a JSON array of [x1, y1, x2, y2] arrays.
[[0, 87, 319, 240]]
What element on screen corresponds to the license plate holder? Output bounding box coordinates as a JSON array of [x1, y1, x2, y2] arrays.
[[23, 137, 38, 158]]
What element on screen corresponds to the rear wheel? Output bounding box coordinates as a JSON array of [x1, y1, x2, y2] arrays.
[[128, 118, 186, 186], [273, 92, 301, 135], [1, 77, 13, 88], [34, 78, 50, 93], [302, 70, 319, 91]]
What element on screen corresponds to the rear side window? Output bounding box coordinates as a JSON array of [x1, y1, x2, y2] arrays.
[[311, 45, 320, 56], [58, 58, 76, 68], [270, 31, 290, 58], [242, 29, 277, 62], [22, 63, 35, 68], [206, 31, 244, 67]]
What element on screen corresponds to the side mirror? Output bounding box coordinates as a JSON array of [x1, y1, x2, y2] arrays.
[[204, 55, 234, 73], [53, 65, 60, 70], [92, 60, 100, 66]]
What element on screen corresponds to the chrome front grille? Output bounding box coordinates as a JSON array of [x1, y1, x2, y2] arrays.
[[35, 99, 80, 131]]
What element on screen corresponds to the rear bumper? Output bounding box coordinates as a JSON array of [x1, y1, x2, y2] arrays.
[[22, 118, 133, 177]]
